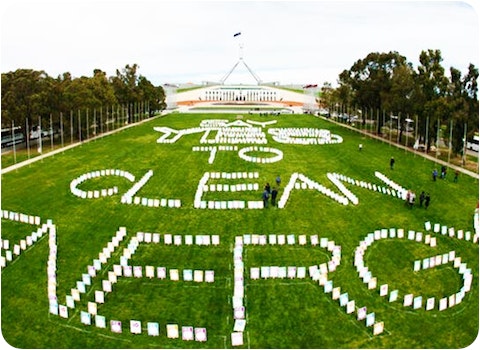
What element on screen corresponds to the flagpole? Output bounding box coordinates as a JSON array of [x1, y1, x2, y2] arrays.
[[78, 109, 81, 143], [397, 113, 400, 144], [50, 113, 54, 153], [414, 114, 418, 158], [382, 110, 386, 142], [11, 120, 17, 165], [94, 108, 97, 139], [405, 114, 409, 152], [70, 110, 74, 145], [447, 119, 453, 165], [86, 108, 89, 140], [100, 106, 103, 134], [60, 112, 64, 151], [38, 115, 43, 155], [463, 122, 467, 166], [389, 114, 392, 146], [26, 117, 31, 160]]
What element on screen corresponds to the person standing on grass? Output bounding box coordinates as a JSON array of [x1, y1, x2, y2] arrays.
[[432, 169, 438, 181], [265, 182, 271, 194], [424, 193, 431, 209], [454, 170, 460, 182], [390, 157, 395, 170], [441, 165, 447, 179], [419, 191, 425, 207], [408, 192, 416, 208], [262, 189, 270, 208], [271, 187, 278, 207], [406, 190, 411, 206], [276, 175, 281, 187]]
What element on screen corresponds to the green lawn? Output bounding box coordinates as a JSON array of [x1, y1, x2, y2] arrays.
[[1, 113, 478, 348]]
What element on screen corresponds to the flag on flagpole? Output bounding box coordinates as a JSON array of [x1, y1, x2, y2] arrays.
[[233, 32, 241, 37]]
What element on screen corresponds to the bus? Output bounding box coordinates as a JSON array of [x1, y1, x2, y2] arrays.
[[1, 126, 25, 149], [467, 134, 479, 152]]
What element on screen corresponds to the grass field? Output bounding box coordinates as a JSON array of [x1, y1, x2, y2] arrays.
[[1, 112, 478, 348]]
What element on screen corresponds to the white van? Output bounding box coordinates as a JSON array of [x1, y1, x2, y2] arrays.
[[467, 134, 479, 152]]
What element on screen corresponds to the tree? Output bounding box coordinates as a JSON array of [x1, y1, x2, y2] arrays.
[[137, 75, 166, 117], [382, 63, 416, 141], [413, 49, 449, 150], [111, 64, 141, 123], [448, 64, 479, 155], [1, 69, 50, 129], [338, 51, 410, 133]]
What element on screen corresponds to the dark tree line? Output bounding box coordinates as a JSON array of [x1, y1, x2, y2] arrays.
[[320, 49, 478, 155], [1, 64, 166, 135]]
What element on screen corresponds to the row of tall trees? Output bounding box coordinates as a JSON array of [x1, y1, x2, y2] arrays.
[[320, 49, 478, 155], [1, 64, 166, 131]]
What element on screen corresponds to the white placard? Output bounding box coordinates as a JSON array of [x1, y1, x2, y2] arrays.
[[205, 270, 214, 283], [166, 324, 179, 338], [80, 311, 91, 325], [366, 313, 375, 327], [269, 234, 277, 245], [123, 265, 132, 277], [133, 266, 143, 278], [426, 297, 435, 311], [297, 266, 306, 278], [357, 306, 367, 320], [379, 284, 388, 296], [66, 295, 74, 308], [182, 326, 194, 341], [195, 328, 207, 342], [287, 234, 295, 245], [88, 301, 97, 315], [194, 270, 204, 282], [287, 266, 296, 278], [130, 320, 142, 334], [233, 319, 246, 332], [389, 290, 398, 302], [373, 322, 384, 335], [299, 235, 307, 245], [346, 300, 355, 314], [413, 296, 422, 309], [439, 297, 448, 311], [147, 322, 159, 336], [102, 280, 112, 293], [183, 269, 193, 281], [231, 332, 244, 346], [111, 320, 122, 333], [234, 306, 245, 319], [157, 267, 166, 279], [261, 266, 270, 279], [404, 294, 413, 306], [59, 305, 68, 318], [170, 269, 179, 281], [145, 266, 155, 278], [174, 235, 182, 246]]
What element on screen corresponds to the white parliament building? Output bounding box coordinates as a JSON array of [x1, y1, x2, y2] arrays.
[[166, 84, 318, 113]]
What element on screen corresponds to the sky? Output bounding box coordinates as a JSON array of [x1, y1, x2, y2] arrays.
[[1, 0, 478, 87]]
